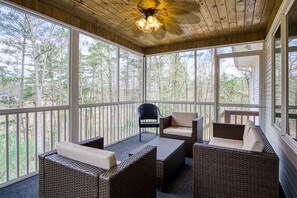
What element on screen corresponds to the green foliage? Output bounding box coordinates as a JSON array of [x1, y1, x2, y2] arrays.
[[220, 72, 249, 104], [147, 52, 195, 101], [0, 130, 35, 184]]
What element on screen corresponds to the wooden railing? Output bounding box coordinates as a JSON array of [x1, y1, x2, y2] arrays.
[[224, 110, 259, 125]]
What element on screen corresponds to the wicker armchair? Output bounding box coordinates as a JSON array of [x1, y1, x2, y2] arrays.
[[160, 113, 203, 156], [193, 123, 279, 198], [39, 137, 157, 198]]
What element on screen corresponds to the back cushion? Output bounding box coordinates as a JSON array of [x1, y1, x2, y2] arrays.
[[243, 120, 255, 141], [57, 141, 117, 170], [242, 127, 264, 152], [171, 112, 198, 127]]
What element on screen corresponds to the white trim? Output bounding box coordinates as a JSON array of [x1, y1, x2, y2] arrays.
[[145, 40, 264, 57], [0, 105, 69, 115], [194, 50, 197, 112], [69, 29, 80, 143], [145, 48, 196, 57], [214, 49, 219, 122], [282, 135, 297, 154], [267, 0, 297, 154], [143, 55, 147, 103], [281, 13, 288, 135], [219, 103, 261, 108], [217, 50, 263, 59], [271, 22, 282, 133], [146, 100, 214, 105], [259, 51, 264, 126]]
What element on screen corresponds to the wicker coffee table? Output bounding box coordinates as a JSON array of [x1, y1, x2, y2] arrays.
[[129, 137, 185, 192]]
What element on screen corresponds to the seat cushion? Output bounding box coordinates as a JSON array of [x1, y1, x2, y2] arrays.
[[163, 126, 192, 137], [242, 127, 264, 152], [171, 112, 198, 127], [57, 141, 117, 170], [209, 137, 243, 149], [243, 120, 255, 141]]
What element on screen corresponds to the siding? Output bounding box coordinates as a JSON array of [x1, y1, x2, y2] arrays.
[[263, 33, 297, 198], [253, 57, 260, 104]]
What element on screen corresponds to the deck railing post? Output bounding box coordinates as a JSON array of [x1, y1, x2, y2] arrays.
[[69, 29, 79, 143]]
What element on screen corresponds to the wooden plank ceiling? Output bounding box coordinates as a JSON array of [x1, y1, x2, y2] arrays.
[[8, 0, 282, 54]]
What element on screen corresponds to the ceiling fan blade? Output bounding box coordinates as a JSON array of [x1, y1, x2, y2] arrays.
[[105, 0, 139, 4], [166, 8, 191, 15], [158, 7, 200, 24], [151, 25, 166, 40], [163, 18, 183, 36], [137, 0, 160, 10], [131, 28, 144, 38], [170, 12, 201, 24], [172, 1, 200, 13], [157, 0, 175, 9], [121, 9, 144, 18]]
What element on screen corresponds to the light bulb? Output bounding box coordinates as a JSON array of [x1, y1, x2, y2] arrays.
[[143, 24, 152, 33], [147, 16, 156, 25], [154, 21, 162, 30], [135, 18, 146, 29]]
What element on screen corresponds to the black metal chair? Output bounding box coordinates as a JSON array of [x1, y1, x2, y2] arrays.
[[138, 103, 161, 141]]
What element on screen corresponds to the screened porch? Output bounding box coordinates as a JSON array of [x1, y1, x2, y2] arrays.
[[1, 0, 297, 197]]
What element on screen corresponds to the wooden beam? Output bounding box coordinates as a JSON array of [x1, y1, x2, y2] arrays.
[[145, 32, 266, 54]]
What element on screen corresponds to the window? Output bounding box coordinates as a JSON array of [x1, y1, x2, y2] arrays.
[[273, 25, 281, 129], [288, 1, 297, 141], [219, 55, 260, 105], [79, 33, 117, 104], [196, 49, 215, 102], [0, 3, 70, 184], [119, 49, 143, 101], [146, 51, 195, 101], [0, 5, 70, 108]]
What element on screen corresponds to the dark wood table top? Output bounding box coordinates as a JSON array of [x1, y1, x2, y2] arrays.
[[129, 137, 185, 161]]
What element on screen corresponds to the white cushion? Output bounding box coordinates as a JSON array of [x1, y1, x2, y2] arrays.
[[57, 141, 117, 170], [243, 120, 255, 141], [242, 127, 264, 152], [209, 137, 243, 149], [163, 126, 192, 137], [171, 112, 197, 127]]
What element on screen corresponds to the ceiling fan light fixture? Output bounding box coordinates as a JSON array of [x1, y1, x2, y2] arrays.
[[135, 18, 146, 29], [135, 15, 162, 33], [147, 16, 156, 25]]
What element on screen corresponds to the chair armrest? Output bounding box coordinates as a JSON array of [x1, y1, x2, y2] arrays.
[[213, 122, 245, 140], [99, 146, 157, 198], [79, 136, 104, 149], [39, 150, 58, 198], [39, 153, 105, 198], [193, 116, 203, 143], [193, 143, 279, 197], [160, 115, 172, 136]]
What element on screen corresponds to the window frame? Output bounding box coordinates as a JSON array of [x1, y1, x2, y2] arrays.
[[271, 1, 297, 152], [272, 22, 282, 131]]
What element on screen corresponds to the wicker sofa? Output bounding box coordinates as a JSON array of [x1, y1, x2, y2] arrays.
[[193, 123, 279, 198], [160, 112, 203, 156], [39, 137, 157, 198]]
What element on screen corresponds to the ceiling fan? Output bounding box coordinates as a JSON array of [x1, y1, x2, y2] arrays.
[[118, 0, 201, 40]]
